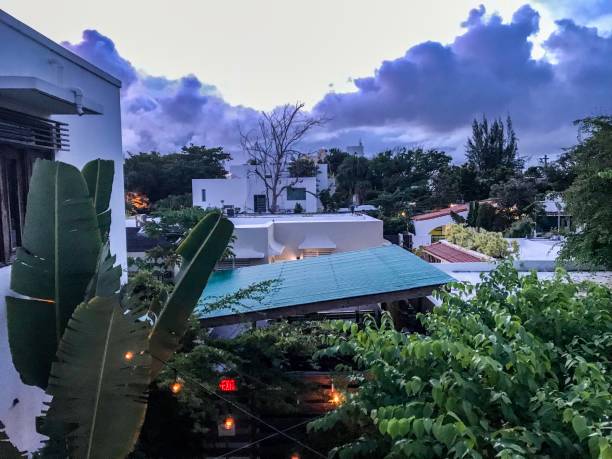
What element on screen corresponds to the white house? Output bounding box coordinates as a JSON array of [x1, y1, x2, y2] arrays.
[[410, 204, 469, 248], [192, 163, 330, 213], [0, 10, 126, 452], [220, 213, 387, 268]]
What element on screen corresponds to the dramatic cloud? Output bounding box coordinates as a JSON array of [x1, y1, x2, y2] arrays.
[[63, 30, 259, 156], [62, 5, 612, 160], [313, 5, 612, 158]]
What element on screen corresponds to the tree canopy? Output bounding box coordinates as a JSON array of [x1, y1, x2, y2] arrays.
[[124, 145, 230, 202], [560, 116, 612, 268]]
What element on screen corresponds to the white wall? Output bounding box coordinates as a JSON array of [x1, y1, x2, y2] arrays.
[[192, 175, 319, 212], [411, 211, 468, 248], [0, 13, 125, 453]]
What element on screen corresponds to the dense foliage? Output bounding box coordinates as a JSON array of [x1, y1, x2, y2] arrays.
[[310, 264, 612, 458], [560, 116, 612, 269], [445, 224, 515, 258], [124, 145, 230, 202], [133, 321, 339, 457]]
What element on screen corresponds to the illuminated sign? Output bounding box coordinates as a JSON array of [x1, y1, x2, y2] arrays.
[[218, 377, 238, 392]]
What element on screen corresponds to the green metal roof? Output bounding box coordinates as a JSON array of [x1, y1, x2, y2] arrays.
[[196, 244, 454, 325]]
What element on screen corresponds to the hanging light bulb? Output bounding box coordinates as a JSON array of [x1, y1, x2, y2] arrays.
[[290, 453, 301, 459], [329, 381, 344, 406], [170, 375, 184, 394], [222, 415, 235, 431], [123, 351, 135, 361]]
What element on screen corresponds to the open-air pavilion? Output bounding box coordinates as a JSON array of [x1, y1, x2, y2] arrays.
[[196, 244, 454, 327]]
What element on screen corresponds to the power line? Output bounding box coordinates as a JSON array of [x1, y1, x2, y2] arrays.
[[151, 354, 327, 459], [215, 417, 320, 459]]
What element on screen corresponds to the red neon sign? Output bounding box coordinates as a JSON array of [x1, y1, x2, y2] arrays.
[[218, 377, 238, 392]]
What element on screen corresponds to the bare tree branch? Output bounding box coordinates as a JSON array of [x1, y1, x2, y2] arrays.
[[239, 102, 326, 212]]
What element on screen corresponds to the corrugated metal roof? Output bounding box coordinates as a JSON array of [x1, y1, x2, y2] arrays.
[[196, 245, 453, 323], [421, 242, 484, 263]]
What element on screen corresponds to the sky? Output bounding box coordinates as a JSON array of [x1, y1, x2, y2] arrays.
[[3, 0, 612, 162]]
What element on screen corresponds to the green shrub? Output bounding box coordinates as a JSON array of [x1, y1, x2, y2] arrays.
[[310, 263, 612, 458], [446, 224, 512, 258]]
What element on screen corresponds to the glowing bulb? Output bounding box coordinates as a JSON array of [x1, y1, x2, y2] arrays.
[[170, 378, 184, 394], [124, 351, 134, 361], [290, 453, 301, 459], [223, 416, 235, 430]]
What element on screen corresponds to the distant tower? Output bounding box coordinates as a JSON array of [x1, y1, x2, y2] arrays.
[[346, 139, 364, 156]]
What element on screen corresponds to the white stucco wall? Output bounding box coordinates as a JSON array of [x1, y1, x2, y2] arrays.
[[411, 211, 468, 248], [0, 12, 125, 453], [229, 214, 386, 262]]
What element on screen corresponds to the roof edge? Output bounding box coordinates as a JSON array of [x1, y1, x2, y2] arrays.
[[0, 9, 122, 88]]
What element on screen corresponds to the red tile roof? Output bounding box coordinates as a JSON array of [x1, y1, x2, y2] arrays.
[[412, 204, 468, 221], [421, 242, 483, 263]]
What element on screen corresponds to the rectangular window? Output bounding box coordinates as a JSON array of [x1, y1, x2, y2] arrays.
[[201, 189, 206, 202], [286, 187, 306, 201], [0, 145, 51, 265]]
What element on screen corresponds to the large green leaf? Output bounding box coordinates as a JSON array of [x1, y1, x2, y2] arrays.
[[41, 246, 150, 459], [7, 159, 102, 388], [81, 159, 114, 240], [149, 212, 233, 377], [0, 421, 25, 458]]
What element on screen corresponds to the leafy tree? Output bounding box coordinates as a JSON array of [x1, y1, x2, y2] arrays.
[[336, 156, 370, 204], [153, 193, 193, 211], [324, 148, 351, 176], [310, 263, 612, 458], [560, 116, 612, 268], [490, 177, 538, 215], [124, 145, 230, 202], [288, 155, 318, 177], [466, 116, 522, 191], [293, 202, 304, 213]]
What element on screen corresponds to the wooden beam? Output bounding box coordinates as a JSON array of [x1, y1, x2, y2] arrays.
[[199, 284, 444, 327]]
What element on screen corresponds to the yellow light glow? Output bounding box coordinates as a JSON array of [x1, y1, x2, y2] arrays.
[[124, 351, 135, 361], [329, 390, 344, 406], [223, 416, 235, 430], [290, 453, 301, 459], [170, 379, 184, 394]]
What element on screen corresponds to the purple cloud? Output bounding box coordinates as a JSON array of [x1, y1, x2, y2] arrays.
[[62, 5, 612, 160]]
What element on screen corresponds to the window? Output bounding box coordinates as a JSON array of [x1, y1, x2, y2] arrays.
[[286, 187, 306, 201], [0, 108, 62, 265], [201, 189, 206, 202]]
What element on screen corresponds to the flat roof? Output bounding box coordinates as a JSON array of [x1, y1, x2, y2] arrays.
[[197, 245, 453, 326], [230, 213, 380, 228]]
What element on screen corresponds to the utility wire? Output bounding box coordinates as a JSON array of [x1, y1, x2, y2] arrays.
[[215, 416, 321, 459], [151, 354, 327, 459]]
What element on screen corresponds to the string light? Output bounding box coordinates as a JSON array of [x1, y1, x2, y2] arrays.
[[222, 415, 235, 431], [329, 382, 344, 406], [170, 373, 184, 394], [290, 453, 301, 459], [124, 351, 135, 361]]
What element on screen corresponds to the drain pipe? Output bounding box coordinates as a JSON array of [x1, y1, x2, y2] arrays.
[[71, 87, 84, 115]]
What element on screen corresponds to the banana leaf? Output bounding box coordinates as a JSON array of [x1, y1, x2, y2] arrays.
[[0, 421, 25, 458], [7, 159, 102, 388], [149, 212, 233, 377], [81, 159, 114, 240], [41, 245, 150, 459]]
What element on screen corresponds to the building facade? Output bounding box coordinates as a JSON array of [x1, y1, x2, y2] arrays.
[[220, 213, 387, 268], [0, 10, 126, 452], [192, 163, 330, 213]]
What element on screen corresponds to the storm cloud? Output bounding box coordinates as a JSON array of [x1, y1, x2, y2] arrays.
[[62, 5, 612, 159]]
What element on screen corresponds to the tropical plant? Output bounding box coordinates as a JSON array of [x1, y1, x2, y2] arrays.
[[310, 263, 612, 458], [5, 158, 233, 458]]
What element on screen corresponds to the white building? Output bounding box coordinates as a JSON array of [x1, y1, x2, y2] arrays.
[[0, 10, 126, 452], [346, 140, 364, 156], [410, 204, 469, 248], [193, 163, 330, 213], [221, 213, 387, 268]]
